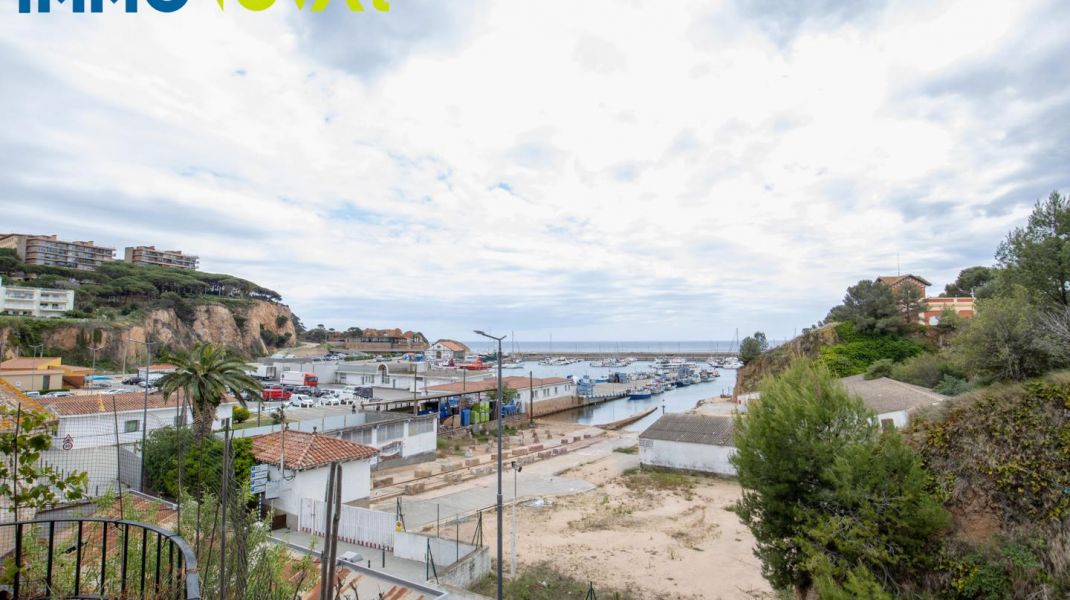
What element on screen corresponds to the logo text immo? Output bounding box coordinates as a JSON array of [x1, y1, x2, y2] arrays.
[[20, 0, 388, 13]]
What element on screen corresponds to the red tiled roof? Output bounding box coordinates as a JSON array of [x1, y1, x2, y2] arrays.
[[426, 376, 570, 395], [41, 392, 239, 416], [877, 274, 932, 287], [0, 378, 45, 413], [433, 339, 470, 353], [41, 392, 183, 416], [251, 429, 378, 471]]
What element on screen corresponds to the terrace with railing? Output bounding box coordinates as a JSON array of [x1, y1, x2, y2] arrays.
[[2, 516, 199, 599]]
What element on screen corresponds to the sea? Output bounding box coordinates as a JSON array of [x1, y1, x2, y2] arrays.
[[472, 357, 739, 434], [463, 340, 741, 354]]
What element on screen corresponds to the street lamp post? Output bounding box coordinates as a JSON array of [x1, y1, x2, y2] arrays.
[[28, 344, 44, 393], [510, 460, 522, 578], [126, 336, 154, 492], [474, 330, 506, 600]]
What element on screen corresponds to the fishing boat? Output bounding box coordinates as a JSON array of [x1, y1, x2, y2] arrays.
[[629, 388, 653, 400]]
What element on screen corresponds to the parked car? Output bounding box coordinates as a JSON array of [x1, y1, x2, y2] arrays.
[[102, 388, 127, 395], [288, 394, 315, 408], [122, 377, 143, 385], [319, 394, 341, 406], [44, 391, 74, 398], [24, 391, 40, 398]]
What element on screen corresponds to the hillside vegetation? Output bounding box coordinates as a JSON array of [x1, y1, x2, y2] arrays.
[[0, 249, 298, 364], [732, 192, 1070, 597]]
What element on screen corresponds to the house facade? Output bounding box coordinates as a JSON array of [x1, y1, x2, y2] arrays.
[[638, 413, 736, 476], [876, 274, 977, 324], [426, 339, 471, 363], [0, 277, 75, 317], [251, 429, 379, 528], [38, 393, 236, 495], [0, 234, 115, 271]]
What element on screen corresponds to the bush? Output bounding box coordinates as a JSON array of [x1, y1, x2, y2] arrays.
[[933, 375, 972, 396], [891, 353, 955, 388], [864, 358, 896, 380], [819, 323, 926, 377], [232, 406, 251, 423]]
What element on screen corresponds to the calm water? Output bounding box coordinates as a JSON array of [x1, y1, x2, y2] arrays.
[[498, 360, 738, 433], [466, 340, 741, 354]]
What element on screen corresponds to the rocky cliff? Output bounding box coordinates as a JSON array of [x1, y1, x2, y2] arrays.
[[0, 300, 297, 365], [734, 324, 842, 396]]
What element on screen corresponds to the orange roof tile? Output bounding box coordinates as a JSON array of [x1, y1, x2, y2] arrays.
[[251, 429, 378, 471]]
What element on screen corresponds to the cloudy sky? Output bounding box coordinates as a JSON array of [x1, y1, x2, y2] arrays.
[[2, 0, 1067, 342]]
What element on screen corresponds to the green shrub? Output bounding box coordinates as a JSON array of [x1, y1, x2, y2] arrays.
[[232, 406, 251, 424], [818, 323, 926, 377], [890, 353, 955, 388], [933, 375, 972, 396], [864, 358, 896, 380]]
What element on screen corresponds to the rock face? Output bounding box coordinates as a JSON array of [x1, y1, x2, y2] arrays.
[[734, 324, 842, 396], [0, 300, 297, 364]]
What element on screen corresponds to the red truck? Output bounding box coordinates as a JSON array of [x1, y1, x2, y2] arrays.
[[281, 372, 319, 387], [261, 388, 292, 401]]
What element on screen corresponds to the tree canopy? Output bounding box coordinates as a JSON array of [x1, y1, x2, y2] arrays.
[[942, 265, 997, 298], [825, 280, 901, 334], [996, 191, 1070, 306], [732, 360, 947, 597], [739, 331, 768, 365]]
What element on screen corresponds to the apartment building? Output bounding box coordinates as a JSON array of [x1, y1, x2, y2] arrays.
[[0, 277, 75, 317], [0, 234, 115, 270], [123, 245, 199, 270]]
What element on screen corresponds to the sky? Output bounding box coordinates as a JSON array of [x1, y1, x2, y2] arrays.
[[1, 0, 1068, 342]]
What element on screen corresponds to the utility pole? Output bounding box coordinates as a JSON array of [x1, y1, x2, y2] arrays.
[[474, 330, 506, 600]]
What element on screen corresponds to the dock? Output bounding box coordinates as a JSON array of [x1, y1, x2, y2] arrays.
[[515, 351, 738, 361]]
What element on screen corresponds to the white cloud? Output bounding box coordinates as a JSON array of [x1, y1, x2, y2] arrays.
[[1, 0, 1067, 341]]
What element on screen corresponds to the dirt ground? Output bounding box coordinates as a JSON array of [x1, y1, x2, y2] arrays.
[[432, 449, 773, 600]]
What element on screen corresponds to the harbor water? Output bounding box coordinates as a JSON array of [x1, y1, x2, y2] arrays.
[[495, 359, 738, 433]]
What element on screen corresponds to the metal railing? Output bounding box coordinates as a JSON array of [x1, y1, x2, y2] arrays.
[[1, 517, 200, 600]]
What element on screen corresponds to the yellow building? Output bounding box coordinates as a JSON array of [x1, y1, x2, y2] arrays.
[[0, 357, 94, 392]]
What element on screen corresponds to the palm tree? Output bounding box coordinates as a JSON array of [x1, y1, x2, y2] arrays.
[[156, 344, 262, 437]]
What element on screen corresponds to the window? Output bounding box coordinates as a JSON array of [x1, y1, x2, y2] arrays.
[[124, 420, 140, 433], [377, 422, 404, 442], [409, 419, 434, 435]]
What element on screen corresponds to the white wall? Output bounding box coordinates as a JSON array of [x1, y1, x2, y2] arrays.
[[266, 458, 372, 519], [877, 409, 909, 429], [639, 438, 736, 476], [394, 531, 479, 568]]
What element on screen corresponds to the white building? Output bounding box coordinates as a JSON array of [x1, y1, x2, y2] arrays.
[[425, 339, 471, 364], [251, 429, 379, 528], [638, 413, 736, 476], [38, 392, 236, 495], [839, 374, 947, 429], [0, 276, 74, 317]]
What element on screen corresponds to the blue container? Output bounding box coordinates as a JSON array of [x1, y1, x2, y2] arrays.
[[461, 409, 471, 426]]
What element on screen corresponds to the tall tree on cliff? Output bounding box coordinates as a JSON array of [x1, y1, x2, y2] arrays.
[[825, 280, 900, 334], [996, 191, 1070, 307], [739, 331, 768, 365], [156, 344, 262, 438]]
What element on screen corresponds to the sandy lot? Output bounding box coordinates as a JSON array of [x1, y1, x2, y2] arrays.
[[433, 449, 773, 600]]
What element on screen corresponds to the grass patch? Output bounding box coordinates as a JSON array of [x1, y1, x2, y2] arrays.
[[621, 468, 696, 500], [613, 445, 638, 454], [470, 562, 639, 600]]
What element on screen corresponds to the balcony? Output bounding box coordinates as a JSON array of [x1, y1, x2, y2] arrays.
[[1, 517, 200, 599]]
